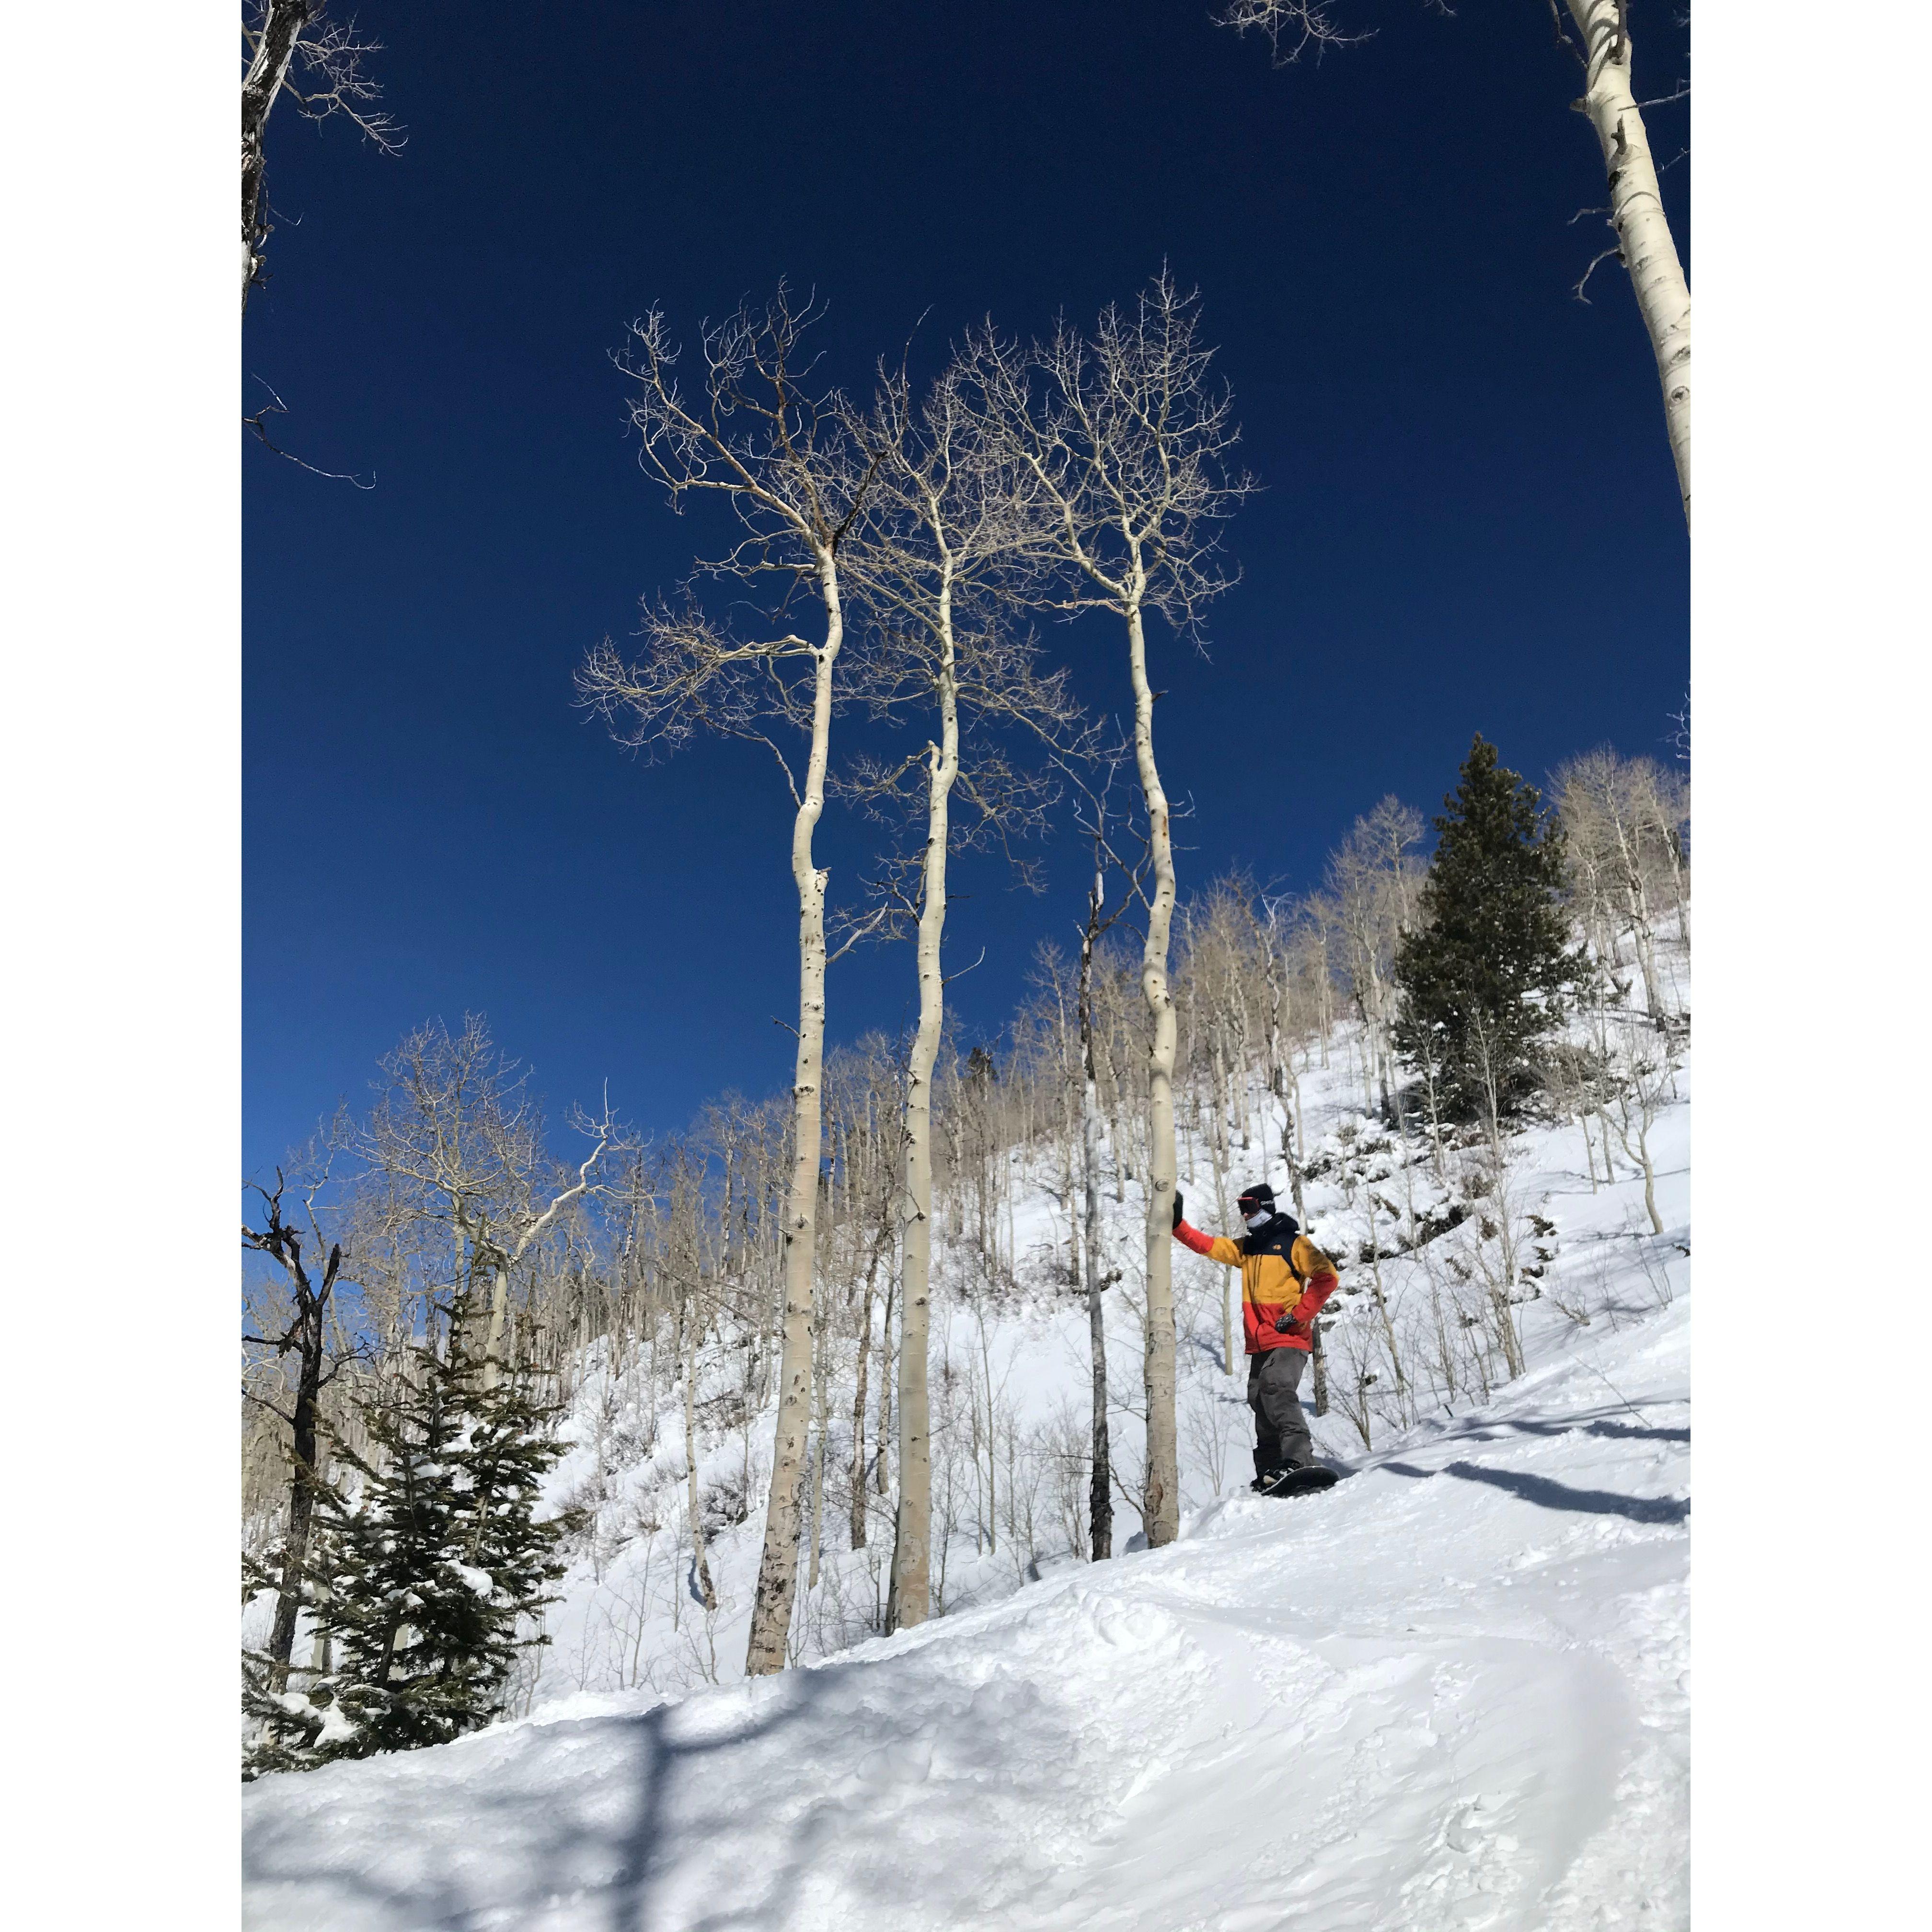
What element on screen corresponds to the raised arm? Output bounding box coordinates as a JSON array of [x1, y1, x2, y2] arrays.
[[1171, 1190, 1243, 1266]]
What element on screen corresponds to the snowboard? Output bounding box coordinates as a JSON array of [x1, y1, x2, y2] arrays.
[[1253, 1465, 1342, 1499]]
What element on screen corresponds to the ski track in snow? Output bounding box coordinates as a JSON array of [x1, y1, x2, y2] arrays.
[[244, 1008, 1690, 1931], [243, 1310, 1689, 1931]]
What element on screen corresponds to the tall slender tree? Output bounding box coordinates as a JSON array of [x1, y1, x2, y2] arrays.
[[578, 289, 890, 1675], [981, 273, 1250, 1547], [843, 348, 1090, 1623]]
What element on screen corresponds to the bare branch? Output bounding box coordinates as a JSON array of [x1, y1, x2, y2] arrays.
[[1573, 244, 1624, 304], [941, 946, 988, 988], [1217, 1, 1373, 66], [242, 378, 375, 487], [825, 905, 895, 967]]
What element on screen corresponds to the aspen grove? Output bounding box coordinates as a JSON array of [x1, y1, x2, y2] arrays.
[[243, 376, 1690, 1748]]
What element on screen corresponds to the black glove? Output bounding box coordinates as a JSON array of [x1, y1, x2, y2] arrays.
[[1275, 1311, 1305, 1335], [1171, 1189, 1184, 1230]]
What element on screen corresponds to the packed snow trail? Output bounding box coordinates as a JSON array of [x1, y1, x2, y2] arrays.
[[242, 1292, 1688, 1931]]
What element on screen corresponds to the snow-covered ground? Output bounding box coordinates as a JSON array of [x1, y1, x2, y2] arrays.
[[243, 999, 1690, 1930]]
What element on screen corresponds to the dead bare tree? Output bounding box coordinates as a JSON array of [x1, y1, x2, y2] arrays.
[[978, 271, 1250, 1548], [242, 3, 401, 314], [578, 287, 891, 1676], [242, 1158, 359, 1697]]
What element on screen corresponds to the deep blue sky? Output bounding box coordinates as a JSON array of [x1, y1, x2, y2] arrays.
[[243, 0, 1689, 1176]]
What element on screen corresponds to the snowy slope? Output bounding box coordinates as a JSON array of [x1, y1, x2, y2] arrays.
[[245, 899, 1691, 1928], [504, 1023, 1688, 1706], [242, 1102, 1690, 1931]]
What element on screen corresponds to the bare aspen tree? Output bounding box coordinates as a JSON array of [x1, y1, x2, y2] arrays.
[[1257, 894, 1314, 1220], [1330, 798, 1426, 1120], [844, 350, 1088, 1623], [1221, 1, 1689, 523], [241, 3, 400, 313], [1064, 758, 1149, 1560], [1555, 746, 1687, 1017], [578, 290, 889, 1676], [984, 273, 1251, 1547], [662, 1157, 721, 1615], [1606, 1012, 1674, 1234], [366, 1018, 611, 1394]]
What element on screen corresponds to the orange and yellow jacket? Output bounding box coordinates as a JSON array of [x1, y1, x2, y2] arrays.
[[1174, 1216, 1339, 1356]]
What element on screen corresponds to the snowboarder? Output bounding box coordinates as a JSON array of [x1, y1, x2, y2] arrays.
[[1173, 1184, 1341, 1495]]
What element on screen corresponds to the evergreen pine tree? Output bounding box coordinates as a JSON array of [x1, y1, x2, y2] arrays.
[[245, 1315, 569, 1776], [1392, 735, 1574, 1125]]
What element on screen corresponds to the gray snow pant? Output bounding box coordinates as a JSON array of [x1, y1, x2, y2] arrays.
[[1248, 1346, 1314, 1477]]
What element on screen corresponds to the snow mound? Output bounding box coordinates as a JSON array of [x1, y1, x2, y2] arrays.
[[243, 1293, 1688, 1931]]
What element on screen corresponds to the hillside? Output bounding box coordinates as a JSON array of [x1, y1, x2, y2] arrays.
[[243, 962, 1690, 1929]]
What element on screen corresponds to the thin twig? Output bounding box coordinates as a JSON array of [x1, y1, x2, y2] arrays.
[[1573, 245, 1623, 304], [243, 378, 374, 488]]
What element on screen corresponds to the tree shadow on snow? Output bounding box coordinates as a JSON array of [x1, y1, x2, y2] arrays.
[[244, 1653, 1036, 1932], [1434, 1406, 1690, 1448], [1379, 1458, 1689, 1525], [242, 1677, 839, 1932]]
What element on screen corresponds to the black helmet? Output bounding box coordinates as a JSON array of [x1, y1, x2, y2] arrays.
[[1236, 1184, 1276, 1219]]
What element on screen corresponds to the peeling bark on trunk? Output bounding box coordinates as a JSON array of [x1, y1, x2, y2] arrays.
[[241, 2, 313, 312], [244, 1208, 341, 1695], [744, 560, 843, 1678], [1566, 0, 1692, 525]]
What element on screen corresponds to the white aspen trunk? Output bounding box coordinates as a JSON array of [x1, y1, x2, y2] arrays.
[[1566, 0, 1692, 524], [683, 1302, 717, 1612], [1208, 1033, 1236, 1377], [483, 1261, 511, 1389], [809, 1319, 829, 1591], [1288, 1055, 1309, 1221], [849, 1242, 880, 1551], [1127, 598, 1181, 1548], [875, 1266, 896, 1499], [978, 1313, 998, 1555], [890, 609, 958, 1630], [1361, 1186, 1408, 1418], [744, 556, 842, 1678], [1609, 806, 1664, 1015]]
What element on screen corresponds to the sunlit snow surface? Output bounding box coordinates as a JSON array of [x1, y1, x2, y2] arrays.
[[244, 1084, 1688, 1930], [245, 1182, 1692, 1924]]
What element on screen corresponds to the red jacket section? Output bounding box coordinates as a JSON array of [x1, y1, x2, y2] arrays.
[[1174, 1219, 1339, 1354]]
